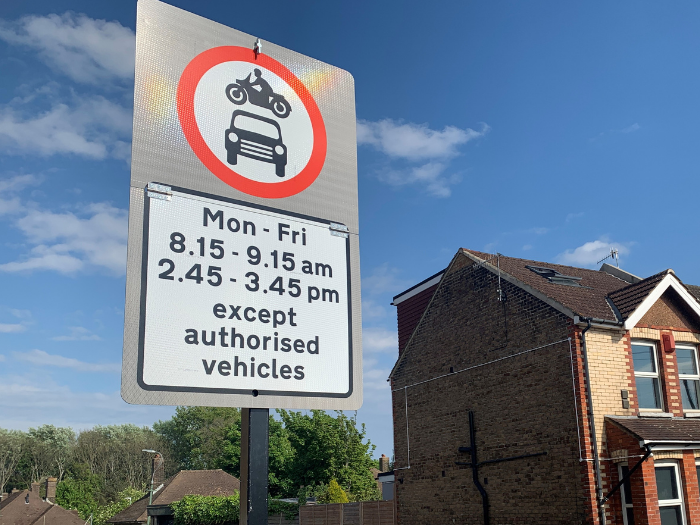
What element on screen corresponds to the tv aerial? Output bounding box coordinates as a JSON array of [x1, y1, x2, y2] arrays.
[[597, 247, 619, 267]]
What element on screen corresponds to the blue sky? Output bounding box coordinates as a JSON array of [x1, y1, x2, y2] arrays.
[[1, 0, 699, 458]]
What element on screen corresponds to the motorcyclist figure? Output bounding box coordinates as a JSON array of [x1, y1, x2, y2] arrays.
[[250, 68, 274, 102]]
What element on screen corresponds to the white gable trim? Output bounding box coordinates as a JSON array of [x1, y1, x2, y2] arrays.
[[624, 273, 700, 330]]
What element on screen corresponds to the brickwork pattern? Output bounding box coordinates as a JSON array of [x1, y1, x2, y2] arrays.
[[391, 255, 586, 524], [638, 290, 700, 332]]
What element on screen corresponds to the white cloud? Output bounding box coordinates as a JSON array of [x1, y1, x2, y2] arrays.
[[590, 123, 641, 142], [52, 326, 101, 341], [556, 239, 631, 268], [13, 349, 119, 373], [0, 373, 174, 431], [0, 323, 26, 333], [0, 174, 40, 215], [362, 299, 387, 320], [363, 327, 397, 354], [0, 203, 128, 275], [358, 119, 488, 198], [522, 244, 533, 251], [0, 354, 4, 361], [0, 96, 132, 159], [566, 212, 584, 223], [378, 161, 460, 198], [0, 13, 135, 85], [357, 119, 489, 161], [362, 263, 411, 297]]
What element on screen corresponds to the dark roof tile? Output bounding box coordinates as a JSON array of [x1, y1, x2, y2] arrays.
[[462, 250, 629, 321], [607, 270, 671, 320], [608, 417, 700, 443]]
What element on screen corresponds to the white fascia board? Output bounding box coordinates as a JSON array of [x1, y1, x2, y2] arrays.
[[460, 251, 576, 320], [391, 273, 444, 306], [624, 274, 700, 330], [639, 441, 700, 450]]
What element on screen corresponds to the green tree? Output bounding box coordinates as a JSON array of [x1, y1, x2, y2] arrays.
[[93, 487, 146, 525], [278, 410, 380, 502], [154, 407, 240, 471], [318, 479, 349, 504], [55, 467, 103, 520], [219, 416, 295, 497], [0, 429, 26, 494]]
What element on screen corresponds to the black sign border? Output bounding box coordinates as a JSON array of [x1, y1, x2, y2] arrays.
[[137, 183, 353, 398]]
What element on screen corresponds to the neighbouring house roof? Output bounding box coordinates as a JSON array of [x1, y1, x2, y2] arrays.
[[462, 250, 633, 322], [0, 489, 84, 525], [688, 285, 700, 302], [608, 270, 675, 320], [108, 470, 240, 524], [608, 417, 700, 445], [389, 249, 700, 379]]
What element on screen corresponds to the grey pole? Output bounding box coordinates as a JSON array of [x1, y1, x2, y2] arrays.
[[240, 408, 269, 525], [142, 449, 161, 525]]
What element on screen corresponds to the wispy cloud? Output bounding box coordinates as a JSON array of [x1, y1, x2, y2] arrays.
[[13, 349, 119, 373], [0, 174, 40, 215], [362, 327, 397, 354], [0, 203, 128, 275], [590, 123, 641, 142], [362, 263, 411, 297], [0, 13, 135, 85], [0, 323, 26, 333], [566, 212, 584, 223], [0, 96, 132, 160], [52, 326, 101, 341], [556, 238, 631, 268], [0, 372, 174, 430], [357, 119, 489, 197], [0, 355, 5, 362], [362, 299, 387, 320]]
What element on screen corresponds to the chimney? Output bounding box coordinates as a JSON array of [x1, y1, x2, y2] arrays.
[[31, 482, 41, 495], [379, 454, 390, 472], [152, 454, 165, 485], [46, 477, 58, 503], [1, 492, 7, 500], [11, 488, 19, 493]]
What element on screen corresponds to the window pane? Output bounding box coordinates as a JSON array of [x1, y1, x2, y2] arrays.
[[637, 377, 661, 409], [620, 465, 632, 502], [632, 344, 656, 373], [655, 466, 678, 501], [659, 506, 682, 525], [677, 348, 697, 375], [626, 508, 635, 525], [681, 379, 700, 410]]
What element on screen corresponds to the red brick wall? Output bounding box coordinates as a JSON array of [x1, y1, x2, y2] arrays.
[[395, 284, 439, 355], [391, 255, 587, 524]]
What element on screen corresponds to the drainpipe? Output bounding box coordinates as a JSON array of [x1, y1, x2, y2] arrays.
[[580, 318, 605, 525]]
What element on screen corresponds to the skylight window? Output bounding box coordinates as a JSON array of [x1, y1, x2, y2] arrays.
[[525, 265, 584, 287]]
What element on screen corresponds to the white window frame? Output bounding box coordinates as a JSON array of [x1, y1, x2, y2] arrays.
[[676, 344, 700, 412], [655, 460, 686, 525], [631, 340, 663, 411], [617, 463, 634, 525]]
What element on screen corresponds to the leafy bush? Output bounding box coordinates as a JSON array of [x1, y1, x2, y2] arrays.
[[318, 479, 349, 504], [172, 493, 240, 525]]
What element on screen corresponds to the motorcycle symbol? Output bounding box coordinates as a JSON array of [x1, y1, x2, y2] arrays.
[[225, 68, 292, 119]]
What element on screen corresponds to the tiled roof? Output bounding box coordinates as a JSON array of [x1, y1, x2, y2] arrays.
[[0, 490, 83, 525], [462, 250, 631, 321], [607, 271, 671, 320], [108, 470, 240, 524], [608, 416, 700, 443], [688, 285, 700, 302]]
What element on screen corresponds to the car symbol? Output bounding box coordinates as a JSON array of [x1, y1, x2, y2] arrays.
[[225, 110, 287, 178]]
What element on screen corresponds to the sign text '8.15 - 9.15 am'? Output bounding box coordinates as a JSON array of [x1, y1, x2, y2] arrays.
[[140, 186, 351, 397]]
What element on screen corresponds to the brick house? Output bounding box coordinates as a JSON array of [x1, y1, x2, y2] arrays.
[[0, 478, 84, 525], [389, 249, 700, 525]]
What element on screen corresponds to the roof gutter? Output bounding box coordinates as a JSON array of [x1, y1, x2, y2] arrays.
[[573, 315, 623, 330]]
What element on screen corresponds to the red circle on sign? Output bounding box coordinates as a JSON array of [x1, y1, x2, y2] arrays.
[[177, 47, 327, 199]]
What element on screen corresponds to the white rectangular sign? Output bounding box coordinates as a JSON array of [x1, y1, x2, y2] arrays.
[[122, 0, 361, 409], [140, 186, 352, 398]]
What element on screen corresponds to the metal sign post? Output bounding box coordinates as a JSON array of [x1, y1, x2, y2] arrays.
[[240, 409, 269, 525], [123, 2, 361, 522]]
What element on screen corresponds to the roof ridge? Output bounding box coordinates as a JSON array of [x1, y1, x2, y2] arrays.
[[608, 269, 672, 297]]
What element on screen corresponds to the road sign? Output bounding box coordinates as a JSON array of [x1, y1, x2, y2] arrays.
[[122, 0, 361, 410]]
